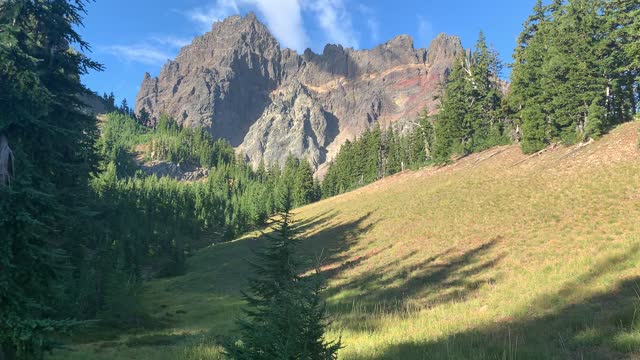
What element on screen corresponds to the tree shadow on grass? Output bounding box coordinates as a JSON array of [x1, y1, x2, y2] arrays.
[[327, 237, 505, 316], [53, 210, 377, 355], [123, 331, 204, 348], [298, 211, 378, 273], [168, 209, 375, 297], [352, 246, 640, 360]]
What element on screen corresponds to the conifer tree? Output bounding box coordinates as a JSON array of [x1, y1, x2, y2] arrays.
[[294, 160, 315, 207], [433, 56, 472, 161], [384, 127, 403, 174], [226, 187, 341, 360], [510, 0, 637, 153], [321, 162, 338, 198], [138, 107, 151, 126], [412, 111, 436, 162], [433, 30, 507, 160], [468, 31, 497, 150], [509, 0, 555, 152], [0, 0, 102, 357]]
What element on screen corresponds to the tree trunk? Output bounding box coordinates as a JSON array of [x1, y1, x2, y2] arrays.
[[0, 341, 17, 360], [0, 134, 14, 186]]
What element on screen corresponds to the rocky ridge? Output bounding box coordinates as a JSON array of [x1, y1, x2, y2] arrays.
[[135, 13, 464, 173]]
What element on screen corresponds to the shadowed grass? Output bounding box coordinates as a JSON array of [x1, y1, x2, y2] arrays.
[[48, 122, 640, 359]]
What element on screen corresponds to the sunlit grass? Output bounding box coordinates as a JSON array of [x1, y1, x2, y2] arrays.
[[49, 122, 640, 359]]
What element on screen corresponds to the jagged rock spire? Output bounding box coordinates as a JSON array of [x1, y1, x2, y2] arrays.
[[135, 13, 464, 173]]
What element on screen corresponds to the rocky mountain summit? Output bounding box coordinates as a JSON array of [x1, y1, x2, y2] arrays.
[[135, 13, 464, 173]]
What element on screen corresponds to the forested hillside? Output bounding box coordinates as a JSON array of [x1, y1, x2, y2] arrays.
[[0, 1, 317, 355], [0, 0, 639, 359], [324, 0, 639, 197], [49, 120, 640, 360], [510, 0, 639, 153]]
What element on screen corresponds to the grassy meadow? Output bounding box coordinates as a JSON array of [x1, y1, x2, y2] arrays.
[[49, 121, 640, 359]]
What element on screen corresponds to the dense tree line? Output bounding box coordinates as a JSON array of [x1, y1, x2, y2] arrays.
[[433, 32, 511, 161], [0, 1, 102, 358], [0, 1, 319, 356], [322, 1, 639, 197], [322, 32, 512, 198], [321, 123, 433, 197], [509, 0, 640, 153], [84, 111, 322, 321], [2, 0, 638, 358]]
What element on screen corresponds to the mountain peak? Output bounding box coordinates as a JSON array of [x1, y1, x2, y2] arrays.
[[385, 34, 414, 50], [427, 33, 464, 65], [137, 14, 464, 172], [209, 12, 272, 39], [245, 11, 258, 21]]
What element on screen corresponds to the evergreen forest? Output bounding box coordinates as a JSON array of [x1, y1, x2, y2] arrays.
[[0, 0, 638, 359]]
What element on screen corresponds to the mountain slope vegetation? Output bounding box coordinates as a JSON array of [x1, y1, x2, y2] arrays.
[[2, 0, 638, 359], [50, 121, 640, 359]]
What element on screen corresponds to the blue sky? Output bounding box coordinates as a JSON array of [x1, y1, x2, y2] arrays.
[[80, 0, 537, 104]]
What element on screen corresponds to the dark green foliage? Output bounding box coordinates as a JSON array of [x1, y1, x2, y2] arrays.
[[91, 112, 297, 273], [138, 107, 151, 126], [322, 31, 510, 198], [432, 58, 471, 161], [408, 111, 435, 165], [280, 155, 319, 208], [226, 187, 341, 360], [0, 15, 319, 349], [322, 123, 433, 198], [13, 105, 326, 349], [99, 271, 146, 328], [78, 112, 323, 325], [144, 113, 235, 169], [102, 92, 117, 112], [0, 0, 104, 357], [292, 158, 318, 207], [509, 0, 639, 153], [433, 32, 509, 161]]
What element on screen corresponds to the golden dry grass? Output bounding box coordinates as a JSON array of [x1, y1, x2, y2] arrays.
[[50, 121, 640, 359]]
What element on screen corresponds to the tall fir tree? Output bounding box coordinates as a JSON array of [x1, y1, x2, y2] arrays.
[[226, 186, 341, 360], [0, 0, 102, 357], [294, 160, 316, 206], [509, 0, 550, 153], [510, 0, 638, 153], [433, 31, 506, 160]]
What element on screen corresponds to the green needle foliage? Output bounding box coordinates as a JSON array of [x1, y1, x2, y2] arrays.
[[226, 187, 341, 360], [433, 31, 509, 162], [0, 0, 102, 358], [1, 1, 637, 359], [0, 3, 321, 354], [322, 122, 434, 198], [323, 0, 639, 199], [509, 0, 639, 153]]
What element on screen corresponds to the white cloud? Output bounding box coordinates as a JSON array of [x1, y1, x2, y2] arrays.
[[185, 0, 364, 51], [417, 15, 434, 46], [101, 44, 172, 66], [304, 0, 359, 49], [358, 4, 379, 43], [250, 0, 308, 51], [186, 0, 308, 52], [150, 35, 192, 48], [101, 35, 192, 66], [186, 0, 240, 31]]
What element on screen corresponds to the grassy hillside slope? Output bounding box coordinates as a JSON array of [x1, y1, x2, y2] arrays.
[[51, 122, 640, 359]]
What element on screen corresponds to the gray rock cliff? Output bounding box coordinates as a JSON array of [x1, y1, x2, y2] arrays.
[[135, 13, 464, 173]]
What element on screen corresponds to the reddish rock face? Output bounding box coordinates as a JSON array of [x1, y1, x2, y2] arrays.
[[135, 13, 464, 172]]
